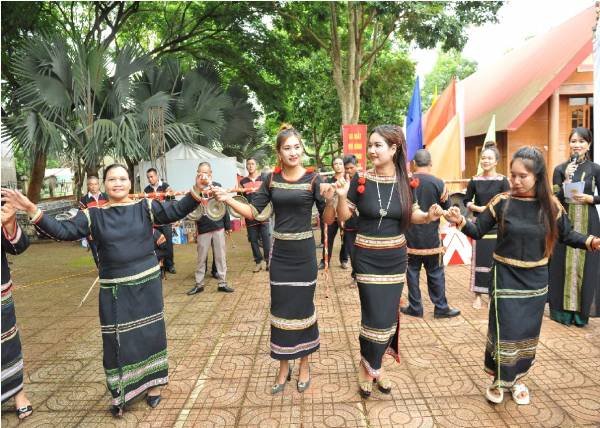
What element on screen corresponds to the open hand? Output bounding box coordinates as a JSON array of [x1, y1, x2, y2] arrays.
[[1, 188, 35, 215]]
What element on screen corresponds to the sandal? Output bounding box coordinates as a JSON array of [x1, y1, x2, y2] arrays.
[[486, 385, 503, 403], [16, 405, 33, 421], [375, 376, 392, 394], [358, 379, 372, 398], [511, 384, 530, 405]]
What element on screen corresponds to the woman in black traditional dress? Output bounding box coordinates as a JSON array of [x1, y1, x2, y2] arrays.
[[446, 147, 600, 405], [1, 203, 33, 421], [318, 156, 349, 270], [326, 125, 444, 398], [463, 142, 510, 309], [2, 164, 206, 417], [213, 124, 327, 394], [549, 127, 600, 327]]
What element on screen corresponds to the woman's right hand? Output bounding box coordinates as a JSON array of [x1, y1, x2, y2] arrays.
[[332, 174, 350, 198], [1, 188, 36, 216], [564, 163, 577, 183]]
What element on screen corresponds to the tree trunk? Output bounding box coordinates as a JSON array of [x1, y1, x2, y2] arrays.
[[26, 151, 47, 204], [124, 157, 136, 193]]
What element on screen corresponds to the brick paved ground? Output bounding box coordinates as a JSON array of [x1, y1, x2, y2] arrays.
[[2, 231, 599, 427]]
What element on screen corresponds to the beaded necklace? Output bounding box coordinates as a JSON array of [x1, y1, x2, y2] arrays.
[[375, 169, 395, 231]]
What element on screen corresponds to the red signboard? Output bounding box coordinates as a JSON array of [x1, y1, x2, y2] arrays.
[[342, 125, 367, 172]]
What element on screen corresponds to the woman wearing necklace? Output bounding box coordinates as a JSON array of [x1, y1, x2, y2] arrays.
[[212, 124, 327, 394], [548, 127, 600, 327], [463, 142, 510, 309], [318, 156, 349, 271], [324, 125, 444, 398]]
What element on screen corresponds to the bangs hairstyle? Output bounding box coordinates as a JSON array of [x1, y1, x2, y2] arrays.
[[370, 125, 413, 232], [569, 126, 593, 143], [275, 124, 303, 169], [500, 146, 557, 258]]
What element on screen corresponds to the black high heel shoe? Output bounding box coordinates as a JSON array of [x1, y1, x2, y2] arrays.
[[147, 393, 162, 408], [297, 364, 311, 393], [271, 365, 293, 394]]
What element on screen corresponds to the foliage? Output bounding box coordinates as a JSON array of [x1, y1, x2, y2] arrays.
[[421, 49, 478, 111]]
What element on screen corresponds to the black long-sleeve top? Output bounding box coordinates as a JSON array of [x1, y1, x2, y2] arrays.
[[463, 174, 510, 218], [405, 172, 451, 253], [31, 190, 202, 280], [2, 220, 30, 287], [457, 193, 595, 267], [196, 181, 231, 235], [552, 158, 600, 205]]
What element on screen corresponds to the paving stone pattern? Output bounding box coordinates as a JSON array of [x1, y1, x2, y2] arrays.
[[2, 232, 599, 427]]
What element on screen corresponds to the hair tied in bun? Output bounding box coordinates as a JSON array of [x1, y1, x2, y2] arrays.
[[484, 141, 496, 149]]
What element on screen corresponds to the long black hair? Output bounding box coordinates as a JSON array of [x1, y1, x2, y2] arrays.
[[499, 147, 557, 258], [370, 125, 412, 232]]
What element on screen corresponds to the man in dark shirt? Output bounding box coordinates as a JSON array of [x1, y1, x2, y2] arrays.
[[403, 150, 460, 319], [187, 162, 234, 295], [240, 158, 271, 273], [144, 168, 176, 274], [79, 176, 108, 267]]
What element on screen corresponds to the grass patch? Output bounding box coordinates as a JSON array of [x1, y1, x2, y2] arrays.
[[65, 256, 97, 267]]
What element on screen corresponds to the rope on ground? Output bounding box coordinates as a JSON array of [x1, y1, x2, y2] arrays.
[[14, 269, 97, 291], [323, 222, 330, 298]]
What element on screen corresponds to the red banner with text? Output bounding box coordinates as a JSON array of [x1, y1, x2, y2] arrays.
[[342, 125, 367, 172]]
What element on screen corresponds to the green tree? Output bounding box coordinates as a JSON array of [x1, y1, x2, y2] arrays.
[[421, 49, 478, 111], [272, 1, 502, 125]]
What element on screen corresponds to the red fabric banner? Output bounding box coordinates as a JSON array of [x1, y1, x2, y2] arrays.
[[342, 125, 367, 172]]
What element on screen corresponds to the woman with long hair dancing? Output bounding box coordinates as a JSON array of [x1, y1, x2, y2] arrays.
[[325, 125, 444, 398], [446, 146, 600, 405]]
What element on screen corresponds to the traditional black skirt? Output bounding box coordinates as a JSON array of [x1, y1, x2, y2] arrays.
[[485, 262, 546, 389], [470, 222, 498, 295], [269, 237, 320, 360], [99, 265, 169, 407], [354, 242, 405, 378], [1, 280, 24, 404]]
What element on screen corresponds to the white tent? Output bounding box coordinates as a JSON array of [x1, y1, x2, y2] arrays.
[[135, 144, 242, 194]]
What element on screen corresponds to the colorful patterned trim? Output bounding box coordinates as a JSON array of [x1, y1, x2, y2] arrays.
[[493, 253, 548, 268], [1, 293, 14, 309], [270, 279, 317, 287], [271, 336, 320, 355], [106, 350, 168, 388], [1, 356, 23, 386], [486, 193, 510, 219], [493, 333, 539, 367], [362, 172, 396, 183], [356, 273, 406, 285], [272, 230, 313, 240], [190, 187, 203, 202], [4, 221, 21, 244], [101, 311, 164, 334], [99, 265, 161, 285], [111, 377, 169, 406], [98, 201, 137, 209], [440, 184, 449, 203], [496, 285, 548, 298], [407, 246, 446, 255], [360, 324, 397, 344], [482, 235, 497, 239], [156, 234, 166, 246], [1, 279, 13, 294], [147, 198, 155, 225], [355, 234, 406, 249], [412, 202, 420, 212], [472, 174, 506, 181], [457, 216, 467, 231], [346, 199, 357, 212], [270, 310, 317, 330], [0, 382, 24, 403], [361, 356, 381, 378], [552, 184, 561, 194], [385, 346, 401, 364], [270, 182, 312, 191], [1, 324, 18, 343], [29, 209, 43, 223], [585, 236, 595, 252], [82, 209, 91, 230]]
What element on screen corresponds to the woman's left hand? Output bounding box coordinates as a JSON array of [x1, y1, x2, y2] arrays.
[[319, 183, 336, 204], [571, 194, 591, 204], [444, 206, 462, 223]]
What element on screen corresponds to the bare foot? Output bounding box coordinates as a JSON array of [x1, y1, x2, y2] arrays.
[[472, 295, 482, 309], [358, 361, 371, 382], [147, 386, 160, 397], [14, 390, 32, 420]]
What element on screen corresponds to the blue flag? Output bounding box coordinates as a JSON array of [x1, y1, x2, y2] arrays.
[[406, 77, 423, 162]]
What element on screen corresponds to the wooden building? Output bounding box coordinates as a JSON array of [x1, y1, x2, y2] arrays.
[[460, 6, 595, 178]]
